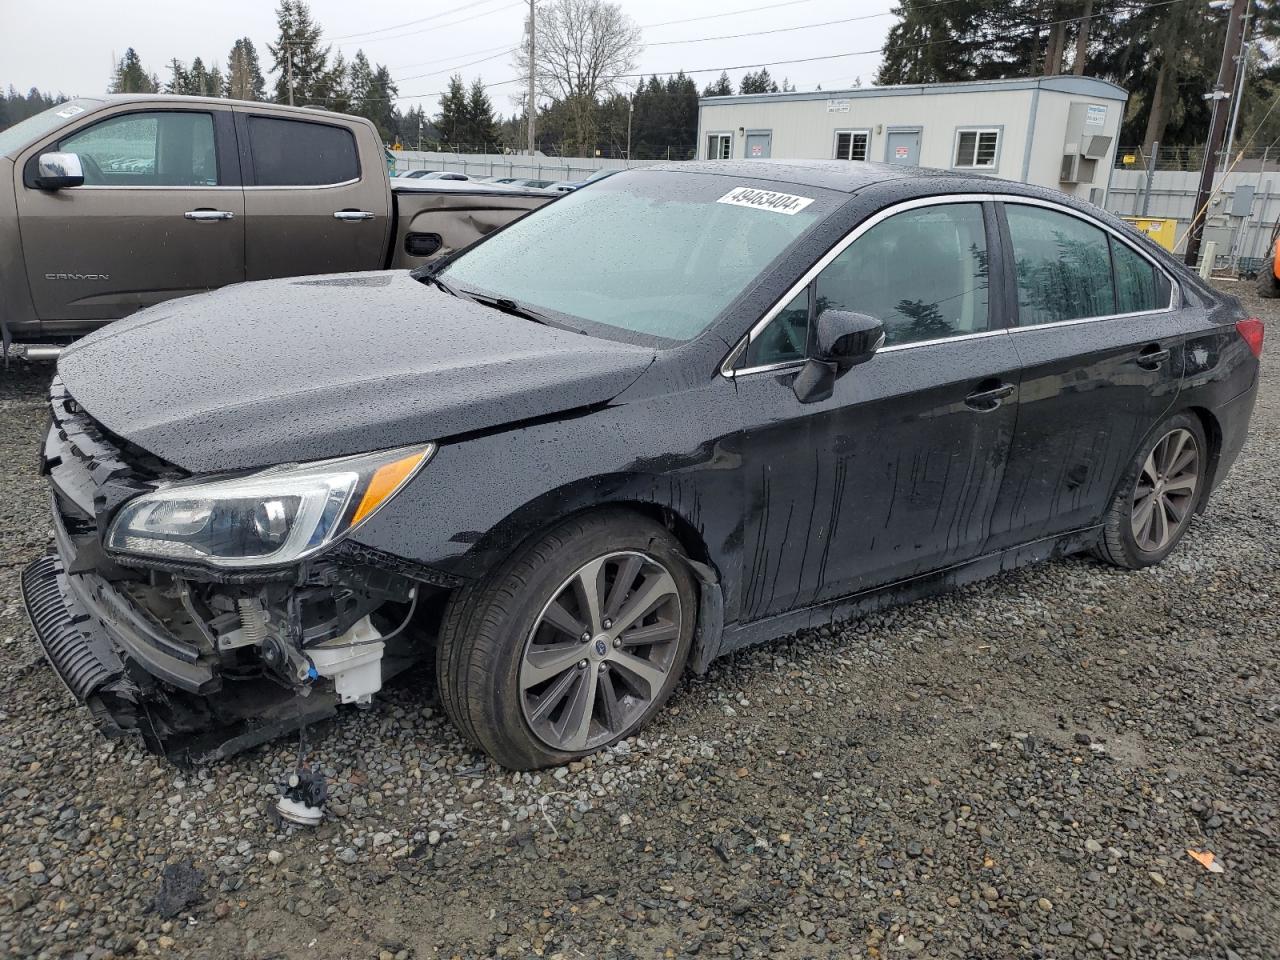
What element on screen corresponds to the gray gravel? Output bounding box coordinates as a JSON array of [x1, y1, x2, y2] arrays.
[[1, 281, 1277, 959]]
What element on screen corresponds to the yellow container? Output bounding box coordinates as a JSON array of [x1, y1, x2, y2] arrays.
[[1122, 217, 1178, 251]]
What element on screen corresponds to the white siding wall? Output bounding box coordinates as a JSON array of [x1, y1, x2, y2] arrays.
[[1024, 92, 1125, 200], [697, 86, 1127, 200]]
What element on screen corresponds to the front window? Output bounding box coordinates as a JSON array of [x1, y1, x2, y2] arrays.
[[954, 128, 1000, 169], [441, 172, 832, 342], [744, 203, 990, 368], [58, 111, 218, 186]]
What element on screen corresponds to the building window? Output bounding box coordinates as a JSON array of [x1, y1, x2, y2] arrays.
[[707, 133, 732, 160], [954, 128, 1000, 169], [834, 130, 870, 161]]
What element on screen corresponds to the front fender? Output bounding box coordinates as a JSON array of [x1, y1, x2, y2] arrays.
[[347, 378, 746, 618]]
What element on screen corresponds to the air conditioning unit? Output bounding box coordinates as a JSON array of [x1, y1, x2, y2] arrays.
[[1060, 153, 1098, 184]]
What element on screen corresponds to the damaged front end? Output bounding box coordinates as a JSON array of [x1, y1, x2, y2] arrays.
[[22, 379, 450, 765]]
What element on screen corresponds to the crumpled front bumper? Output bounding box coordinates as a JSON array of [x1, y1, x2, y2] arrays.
[[21, 548, 339, 766]]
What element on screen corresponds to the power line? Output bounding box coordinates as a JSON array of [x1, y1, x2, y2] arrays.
[[328, 0, 514, 41], [640, 0, 828, 30], [332, 1, 523, 48]]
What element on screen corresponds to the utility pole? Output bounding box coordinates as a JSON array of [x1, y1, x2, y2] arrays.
[[286, 44, 295, 106], [626, 96, 633, 163], [1224, 0, 1254, 163], [1185, 0, 1247, 267], [527, 0, 536, 156]]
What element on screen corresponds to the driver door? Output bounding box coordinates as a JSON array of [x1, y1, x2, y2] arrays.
[[15, 106, 244, 329], [732, 199, 1021, 621]]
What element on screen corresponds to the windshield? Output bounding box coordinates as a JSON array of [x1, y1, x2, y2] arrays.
[[440, 170, 832, 342], [0, 99, 102, 158]]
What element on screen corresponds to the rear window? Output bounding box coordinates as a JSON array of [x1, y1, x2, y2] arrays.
[[247, 116, 358, 186]]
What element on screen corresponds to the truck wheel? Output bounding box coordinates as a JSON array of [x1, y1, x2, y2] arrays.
[[1095, 413, 1207, 570], [436, 510, 696, 770], [1258, 258, 1280, 298]]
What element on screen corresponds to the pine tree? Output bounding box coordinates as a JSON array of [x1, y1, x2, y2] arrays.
[[436, 75, 469, 144], [225, 38, 267, 100], [701, 72, 733, 97], [465, 78, 498, 150], [109, 48, 159, 94], [165, 58, 189, 95], [365, 65, 399, 141], [268, 0, 334, 106], [738, 69, 780, 94]]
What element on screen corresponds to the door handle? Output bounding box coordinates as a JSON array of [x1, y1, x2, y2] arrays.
[[964, 382, 1015, 411], [1135, 345, 1171, 370], [184, 209, 234, 221], [333, 210, 376, 221]]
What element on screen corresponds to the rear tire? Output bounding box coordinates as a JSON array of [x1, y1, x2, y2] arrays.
[[1095, 412, 1207, 570], [1258, 241, 1280, 298], [436, 510, 696, 770]]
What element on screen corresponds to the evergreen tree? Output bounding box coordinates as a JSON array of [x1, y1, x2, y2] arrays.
[[436, 74, 469, 144], [701, 72, 733, 97], [739, 68, 780, 94], [348, 50, 375, 113], [365, 65, 399, 141], [268, 0, 334, 106], [109, 48, 159, 94], [165, 58, 189, 95], [466, 78, 499, 149], [225, 38, 267, 100], [327, 51, 351, 113]]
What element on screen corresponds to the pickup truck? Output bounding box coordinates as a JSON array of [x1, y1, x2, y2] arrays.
[[0, 94, 553, 353]]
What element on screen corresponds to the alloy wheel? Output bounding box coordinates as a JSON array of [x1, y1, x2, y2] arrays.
[[1131, 427, 1200, 553], [519, 551, 682, 752]]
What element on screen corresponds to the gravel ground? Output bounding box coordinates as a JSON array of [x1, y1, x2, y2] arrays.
[[1, 282, 1277, 960]]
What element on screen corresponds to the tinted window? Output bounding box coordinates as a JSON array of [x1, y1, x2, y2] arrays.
[[744, 289, 809, 367], [1007, 205, 1113, 325], [815, 203, 990, 347], [248, 117, 358, 186], [58, 111, 217, 186], [1112, 236, 1168, 313]]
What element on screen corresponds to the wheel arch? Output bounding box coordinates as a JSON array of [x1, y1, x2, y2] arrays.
[[1181, 404, 1224, 512], [451, 477, 729, 673]]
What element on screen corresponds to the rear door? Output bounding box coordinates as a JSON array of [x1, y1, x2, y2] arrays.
[[14, 106, 243, 327], [885, 128, 921, 165], [235, 110, 391, 280], [985, 199, 1184, 550]]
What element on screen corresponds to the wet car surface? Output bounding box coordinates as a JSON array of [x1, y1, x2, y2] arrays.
[[20, 160, 1263, 772]]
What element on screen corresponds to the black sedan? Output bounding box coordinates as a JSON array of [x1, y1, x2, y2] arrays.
[[24, 161, 1263, 771]]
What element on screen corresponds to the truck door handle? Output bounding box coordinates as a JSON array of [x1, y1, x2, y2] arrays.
[[1135, 345, 1171, 370], [964, 381, 1015, 411], [334, 210, 376, 221], [184, 209, 235, 221]]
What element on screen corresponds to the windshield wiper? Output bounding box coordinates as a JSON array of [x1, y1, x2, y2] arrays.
[[468, 293, 584, 333]]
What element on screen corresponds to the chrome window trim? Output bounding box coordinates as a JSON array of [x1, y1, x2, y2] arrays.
[[65, 184, 239, 191], [720, 191, 1182, 379], [721, 194, 996, 379], [243, 177, 362, 191]]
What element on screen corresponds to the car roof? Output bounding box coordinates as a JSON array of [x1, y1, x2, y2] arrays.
[[646, 159, 987, 194]]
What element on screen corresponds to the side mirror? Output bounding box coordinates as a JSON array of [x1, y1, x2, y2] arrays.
[[36, 152, 84, 190], [793, 310, 884, 404], [813, 309, 884, 369]]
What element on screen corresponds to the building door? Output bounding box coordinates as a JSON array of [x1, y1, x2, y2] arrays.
[[744, 131, 772, 159], [886, 128, 921, 165]]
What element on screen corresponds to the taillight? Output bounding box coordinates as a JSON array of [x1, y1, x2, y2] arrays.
[[1236, 318, 1264, 358]]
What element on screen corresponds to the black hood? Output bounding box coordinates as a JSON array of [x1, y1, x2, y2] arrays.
[[58, 272, 655, 472]]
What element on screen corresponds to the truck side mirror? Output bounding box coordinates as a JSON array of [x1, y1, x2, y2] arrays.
[[793, 310, 885, 404], [36, 152, 84, 190]]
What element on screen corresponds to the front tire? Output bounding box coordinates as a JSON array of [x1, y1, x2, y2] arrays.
[[1095, 413, 1207, 569], [436, 511, 696, 770]]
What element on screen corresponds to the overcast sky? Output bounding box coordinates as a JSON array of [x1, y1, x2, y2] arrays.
[[0, 0, 894, 114]]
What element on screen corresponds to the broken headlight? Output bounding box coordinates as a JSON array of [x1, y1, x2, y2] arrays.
[[106, 445, 434, 568]]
